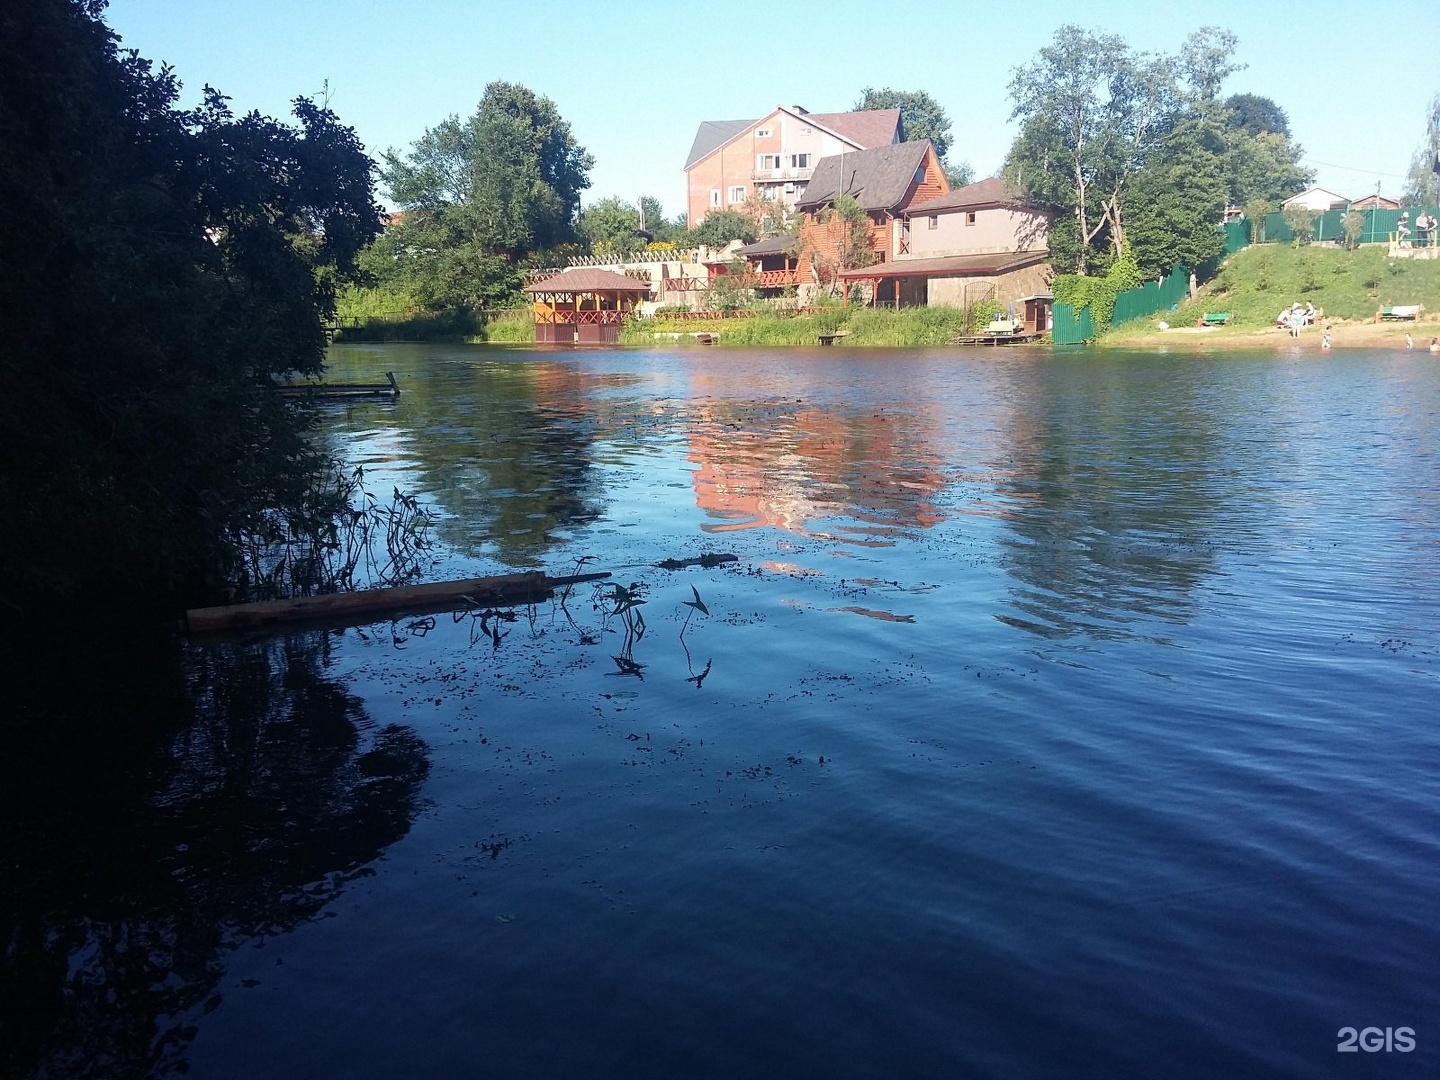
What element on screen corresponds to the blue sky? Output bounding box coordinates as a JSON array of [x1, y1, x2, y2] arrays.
[[104, 0, 1432, 219]]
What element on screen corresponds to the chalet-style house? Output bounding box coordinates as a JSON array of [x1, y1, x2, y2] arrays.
[[842, 177, 1051, 310], [684, 104, 902, 227], [721, 140, 944, 302]]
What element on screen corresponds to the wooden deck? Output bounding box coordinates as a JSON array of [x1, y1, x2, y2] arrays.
[[953, 332, 1047, 346]]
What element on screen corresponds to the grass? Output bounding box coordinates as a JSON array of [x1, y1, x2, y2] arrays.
[[622, 305, 981, 347], [1109, 244, 1440, 338]]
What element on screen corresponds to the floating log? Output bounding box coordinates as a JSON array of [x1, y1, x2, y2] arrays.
[[655, 553, 739, 570], [276, 371, 400, 399], [184, 570, 610, 638]]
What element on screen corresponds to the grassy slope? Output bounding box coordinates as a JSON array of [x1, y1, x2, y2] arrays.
[[1107, 244, 1440, 342]]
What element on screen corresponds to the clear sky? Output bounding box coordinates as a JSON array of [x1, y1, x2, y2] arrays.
[[103, 0, 1433, 220]]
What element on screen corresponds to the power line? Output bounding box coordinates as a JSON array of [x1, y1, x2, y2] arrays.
[[1303, 157, 1407, 178]]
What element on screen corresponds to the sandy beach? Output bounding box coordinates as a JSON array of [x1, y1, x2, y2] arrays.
[[1105, 316, 1440, 350]]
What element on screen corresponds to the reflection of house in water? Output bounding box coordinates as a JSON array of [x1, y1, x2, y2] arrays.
[[684, 401, 948, 540]]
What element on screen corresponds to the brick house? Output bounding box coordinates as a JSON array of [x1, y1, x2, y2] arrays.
[[683, 105, 902, 228], [840, 177, 1051, 310]]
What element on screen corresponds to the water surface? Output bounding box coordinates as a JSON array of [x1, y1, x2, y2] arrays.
[[7, 343, 1438, 1079]]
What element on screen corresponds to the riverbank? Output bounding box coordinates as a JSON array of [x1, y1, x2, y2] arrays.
[[1099, 316, 1440, 350]]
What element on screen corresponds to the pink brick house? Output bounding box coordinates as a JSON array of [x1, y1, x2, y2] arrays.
[[683, 105, 901, 228]]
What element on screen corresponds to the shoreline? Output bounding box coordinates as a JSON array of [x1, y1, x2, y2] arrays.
[[1098, 317, 1440, 351]]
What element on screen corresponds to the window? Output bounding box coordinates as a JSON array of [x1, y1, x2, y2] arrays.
[[789, 153, 810, 170], [710, 189, 721, 208], [757, 154, 781, 171], [914, 166, 926, 184], [729, 185, 746, 204], [800, 126, 812, 135], [965, 212, 977, 226], [928, 215, 938, 230], [755, 128, 772, 138]]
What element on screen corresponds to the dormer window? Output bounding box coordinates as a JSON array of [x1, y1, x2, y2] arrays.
[[914, 166, 926, 184]]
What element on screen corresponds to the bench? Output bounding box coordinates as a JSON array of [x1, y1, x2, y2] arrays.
[[1201, 312, 1232, 326], [1379, 305, 1422, 321], [817, 330, 850, 346]]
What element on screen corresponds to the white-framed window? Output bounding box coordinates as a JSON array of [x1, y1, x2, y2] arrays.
[[755, 127, 772, 138], [710, 189, 721, 208], [965, 212, 977, 226], [728, 185, 746, 204], [757, 154, 781, 171], [789, 153, 810, 169], [928, 215, 938, 230], [800, 126, 812, 135]]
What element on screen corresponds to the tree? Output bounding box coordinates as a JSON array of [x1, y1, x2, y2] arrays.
[[1402, 93, 1440, 206], [684, 209, 756, 248], [380, 82, 593, 259], [855, 86, 953, 160], [578, 197, 646, 254], [1225, 92, 1290, 137], [943, 161, 976, 188], [1223, 129, 1312, 206], [1282, 204, 1316, 245], [1, 0, 383, 610], [1005, 26, 1180, 272], [1125, 115, 1228, 276]]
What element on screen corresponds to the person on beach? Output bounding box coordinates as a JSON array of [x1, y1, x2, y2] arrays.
[[1406, 333, 1415, 350], [1431, 338, 1440, 354], [1321, 328, 1332, 350]]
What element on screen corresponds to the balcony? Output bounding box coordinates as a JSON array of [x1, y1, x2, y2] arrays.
[[750, 166, 815, 183], [741, 268, 802, 288]]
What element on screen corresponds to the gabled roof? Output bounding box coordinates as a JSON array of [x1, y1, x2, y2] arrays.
[[796, 141, 934, 213], [683, 106, 902, 171], [806, 109, 902, 149], [906, 177, 1024, 215], [523, 268, 651, 294], [684, 118, 757, 170], [737, 235, 798, 257], [1280, 185, 1350, 208]]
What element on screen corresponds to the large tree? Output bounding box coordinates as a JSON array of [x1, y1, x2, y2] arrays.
[[0, 0, 382, 610], [1126, 114, 1228, 276], [1005, 26, 1181, 272], [378, 81, 593, 298]]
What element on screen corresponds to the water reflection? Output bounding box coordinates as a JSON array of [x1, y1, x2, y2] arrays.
[[1, 633, 429, 1080], [687, 399, 948, 541], [992, 359, 1230, 639]]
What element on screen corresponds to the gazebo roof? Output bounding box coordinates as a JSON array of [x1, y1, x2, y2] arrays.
[[524, 268, 652, 294]]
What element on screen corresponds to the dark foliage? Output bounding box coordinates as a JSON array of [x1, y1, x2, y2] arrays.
[[0, 0, 382, 613]]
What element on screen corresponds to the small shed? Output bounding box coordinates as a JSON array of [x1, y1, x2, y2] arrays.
[[1017, 293, 1053, 334], [524, 268, 652, 344]]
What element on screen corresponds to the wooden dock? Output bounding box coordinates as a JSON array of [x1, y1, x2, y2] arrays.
[[953, 332, 1047, 346], [276, 371, 400, 399]]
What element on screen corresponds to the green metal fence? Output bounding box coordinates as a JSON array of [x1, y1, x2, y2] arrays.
[[1051, 302, 1094, 345], [1224, 219, 1250, 255], [1112, 264, 1189, 325], [1258, 207, 1440, 246]]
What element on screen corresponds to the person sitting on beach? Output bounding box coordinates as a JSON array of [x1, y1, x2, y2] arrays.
[[1304, 301, 1316, 324], [1431, 338, 1440, 354]]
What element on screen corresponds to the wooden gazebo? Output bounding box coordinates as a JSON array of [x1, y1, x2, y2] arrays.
[[524, 268, 652, 344]]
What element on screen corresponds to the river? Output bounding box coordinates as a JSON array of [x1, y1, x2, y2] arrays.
[[5, 342, 1438, 1079]]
